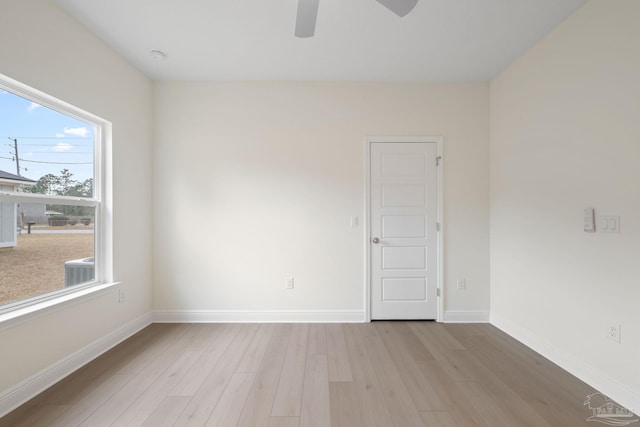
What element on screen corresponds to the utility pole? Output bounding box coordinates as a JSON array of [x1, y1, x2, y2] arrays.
[[8, 137, 20, 176]]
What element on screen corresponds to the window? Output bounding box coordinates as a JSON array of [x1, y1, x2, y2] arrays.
[[0, 74, 111, 313]]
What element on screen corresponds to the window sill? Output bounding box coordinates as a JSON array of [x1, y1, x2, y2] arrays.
[[0, 282, 120, 332]]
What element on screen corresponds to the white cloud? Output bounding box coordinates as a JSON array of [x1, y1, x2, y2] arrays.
[[54, 142, 72, 152], [63, 126, 89, 137], [55, 133, 65, 138], [27, 102, 42, 112]]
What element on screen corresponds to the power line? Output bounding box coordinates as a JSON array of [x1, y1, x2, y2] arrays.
[[0, 149, 93, 155], [2, 143, 92, 148], [23, 152, 94, 155], [0, 155, 92, 165], [0, 136, 91, 140], [4, 144, 92, 148]]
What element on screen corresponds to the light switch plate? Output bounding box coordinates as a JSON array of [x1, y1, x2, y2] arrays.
[[599, 215, 620, 233], [584, 208, 595, 232]]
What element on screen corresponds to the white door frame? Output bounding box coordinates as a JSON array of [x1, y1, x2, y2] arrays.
[[364, 136, 444, 322]]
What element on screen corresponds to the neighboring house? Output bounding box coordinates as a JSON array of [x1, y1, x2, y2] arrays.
[[0, 170, 36, 248], [20, 203, 48, 225]]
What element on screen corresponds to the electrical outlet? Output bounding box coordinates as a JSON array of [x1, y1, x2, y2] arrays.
[[456, 278, 466, 290], [118, 288, 126, 303], [607, 323, 621, 343], [285, 277, 294, 290]]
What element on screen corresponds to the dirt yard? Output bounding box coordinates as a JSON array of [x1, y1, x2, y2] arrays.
[[0, 232, 94, 305]]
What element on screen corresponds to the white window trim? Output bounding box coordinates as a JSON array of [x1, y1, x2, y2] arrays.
[[0, 73, 114, 320]]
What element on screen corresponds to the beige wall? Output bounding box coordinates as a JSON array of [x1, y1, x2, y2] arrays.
[[0, 0, 153, 398], [153, 81, 490, 319], [490, 0, 640, 410]]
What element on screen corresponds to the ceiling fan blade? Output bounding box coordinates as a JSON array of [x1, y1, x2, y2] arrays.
[[295, 0, 319, 38], [376, 0, 418, 17]]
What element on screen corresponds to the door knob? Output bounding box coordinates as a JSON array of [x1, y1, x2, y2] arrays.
[[372, 237, 380, 244]]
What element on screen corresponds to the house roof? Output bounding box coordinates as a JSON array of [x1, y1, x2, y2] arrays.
[[0, 170, 36, 185]]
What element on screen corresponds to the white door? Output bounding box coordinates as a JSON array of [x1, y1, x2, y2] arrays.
[[370, 142, 438, 319]]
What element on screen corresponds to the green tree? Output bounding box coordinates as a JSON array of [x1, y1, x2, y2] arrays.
[[23, 173, 60, 195], [24, 169, 92, 197], [66, 178, 93, 198], [56, 169, 75, 195], [24, 170, 94, 216]]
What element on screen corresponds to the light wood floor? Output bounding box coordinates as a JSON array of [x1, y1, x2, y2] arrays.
[[1, 322, 605, 426]]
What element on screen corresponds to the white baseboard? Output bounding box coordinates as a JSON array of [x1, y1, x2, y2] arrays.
[[491, 312, 640, 415], [443, 310, 490, 323], [0, 312, 152, 418], [153, 309, 365, 323]]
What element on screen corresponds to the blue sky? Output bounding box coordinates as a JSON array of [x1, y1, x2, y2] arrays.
[[0, 88, 94, 183]]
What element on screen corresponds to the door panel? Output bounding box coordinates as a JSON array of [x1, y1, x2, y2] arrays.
[[382, 154, 426, 176], [382, 246, 426, 270], [381, 184, 425, 207], [382, 215, 425, 238], [382, 278, 427, 301], [371, 142, 438, 319]]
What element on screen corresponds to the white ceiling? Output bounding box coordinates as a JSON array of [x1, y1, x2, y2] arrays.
[[55, 0, 586, 82]]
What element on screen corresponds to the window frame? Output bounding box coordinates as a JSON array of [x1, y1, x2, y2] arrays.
[[0, 74, 113, 316]]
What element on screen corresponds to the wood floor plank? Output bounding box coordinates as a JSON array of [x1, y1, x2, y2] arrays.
[[236, 323, 276, 373], [38, 324, 171, 406], [408, 322, 482, 382], [455, 380, 554, 427], [300, 324, 330, 427], [169, 323, 240, 397], [455, 328, 595, 425], [78, 325, 212, 426], [1, 322, 622, 427], [419, 410, 458, 427], [271, 323, 309, 417], [173, 324, 259, 425], [268, 416, 301, 427], [379, 321, 435, 362], [237, 324, 293, 427], [114, 324, 192, 377], [413, 359, 490, 427], [111, 350, 202, 426], [34, 324, 183, 410], [307, 324, 327, 355], [356, 323, 425, 427], [414, 326, 571, 427], [343, 324, 395, 427], [300, 354, 330, 427], [329, 382, 363, 427], [326, 324, 353, 382], [141, 396, 191, 427], [408, 322, 466, 355], [482, 324, 596, 404], [205, 372, 256, 427], [375, 321, 445, 411], [43, 372, 139, 427]]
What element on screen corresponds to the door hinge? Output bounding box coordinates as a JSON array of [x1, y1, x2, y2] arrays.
[[436, 222, 441, 231], [436, 156, 442, 166], [437, 288, 440, 297]]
